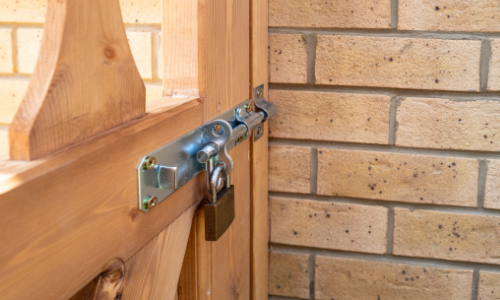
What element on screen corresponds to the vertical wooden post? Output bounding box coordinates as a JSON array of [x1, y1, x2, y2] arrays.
[[250, 0, 270, 298], [9, 0, 145, 160], [163, 0, 249, 122]]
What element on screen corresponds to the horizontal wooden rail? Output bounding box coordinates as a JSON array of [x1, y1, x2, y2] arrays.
[[0, 98, 204, 300]]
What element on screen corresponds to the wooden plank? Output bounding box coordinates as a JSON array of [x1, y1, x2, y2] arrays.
[[9, 0, 145, 160], [179, 142, 252, 300], [203, 0, 250, 120], [69, 259, 125, 300], [211, 143, 251, 299], [250, 0, 269, 298], [0, 98, 205, 300], [163, 0, 202, 98], [177, 210, 201, 300], [162, 0, 250, 121], [70, 203, 198, 300], [175, 0, 252, 298], [121, 203, 198, 300]]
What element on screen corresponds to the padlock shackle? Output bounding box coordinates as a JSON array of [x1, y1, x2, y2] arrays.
[[209, 164, 225, 203]]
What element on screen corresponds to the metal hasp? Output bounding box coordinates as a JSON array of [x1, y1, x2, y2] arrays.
[[137, 84, 276, 212]]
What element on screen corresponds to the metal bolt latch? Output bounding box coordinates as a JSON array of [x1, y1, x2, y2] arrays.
[[136, 84, 276, 212]]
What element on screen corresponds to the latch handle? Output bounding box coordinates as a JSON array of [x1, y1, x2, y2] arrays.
[[202, 119, 234, 176]]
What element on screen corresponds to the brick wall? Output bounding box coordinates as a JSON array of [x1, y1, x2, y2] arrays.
[[0, 0, 163, 155], [2, 1, 500, 299], [268, 1, 500, 300]]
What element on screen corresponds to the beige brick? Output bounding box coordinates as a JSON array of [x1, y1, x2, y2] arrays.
[[479, 271, 500, 300], [488, 40, 500, 91], [317, 149, 478, 206], [119, 0, 161, 24], [394, 208, 500, 265], [0, 0, 47, 23], [145, 83, 163, 102], [0, 125, 8, 159], [0, 0, 162, 24], [269, 34, 307, 84], [316, 35, 481, 91], [315, 257, 473, 300], [0, 0, 161, 24], [396, 98, 500, 151], [0, 78, 30, 124], [0, 29, 13, 74], [269, 0, 391, 29], [270, 197, 387, 253], [126, 31, 152, 80], [269, 90, 390, 144], [269, 146, 310, 194], [399, 0, 500, 32], [17, 28, 43, 74], [269, 252, 309, 299], [485, 160, 500, 210]]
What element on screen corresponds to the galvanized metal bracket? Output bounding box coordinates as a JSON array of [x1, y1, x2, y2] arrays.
[[137, 85, 276, 212]]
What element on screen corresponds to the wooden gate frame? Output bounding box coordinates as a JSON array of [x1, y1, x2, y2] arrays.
[[0, 0, 268, 299]]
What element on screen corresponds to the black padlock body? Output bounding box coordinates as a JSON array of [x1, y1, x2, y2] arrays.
[[204, 185, 235, 241]]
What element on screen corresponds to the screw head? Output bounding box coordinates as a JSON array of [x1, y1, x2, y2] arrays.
[[257, 127, 263, 135], [246, 104, 253, 113], [142, 156, 156, 170], [258, 90, 263, 98], [235, 135, 244, 145], [143, 195, 158, 210], [214, 124, 222, 131]]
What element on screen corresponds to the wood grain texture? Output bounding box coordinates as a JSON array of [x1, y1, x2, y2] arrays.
[[178, 206, 207, 300], [121, 203, 198, 300], [250, 0, 269, 298], [212, 144, 251, 300], [0, 98, 204, 300], [163, 0, 202, 98], [203, 0, 250, 121], [71, 204, 197, 300], [175, 0, 252, 299], [9, 0, 145, 160], [179, 142, 252, 300], [70, 259, 126, 300], [162, 0, 250, 121]]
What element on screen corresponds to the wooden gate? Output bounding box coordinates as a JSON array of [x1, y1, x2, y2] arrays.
[[0, 0, 269, 299]]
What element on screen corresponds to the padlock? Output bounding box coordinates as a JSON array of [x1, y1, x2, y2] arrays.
[[204, 163, 235, 241]]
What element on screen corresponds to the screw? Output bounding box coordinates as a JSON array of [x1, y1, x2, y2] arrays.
[[258, 90, 263, 98], [142, 156, 156, 170], [257, 127, 263, 135], [143, 195, 158, 210], [235, 136, 244, 145], [246, 104, 253, 113], [214, 124, 222, 131]]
